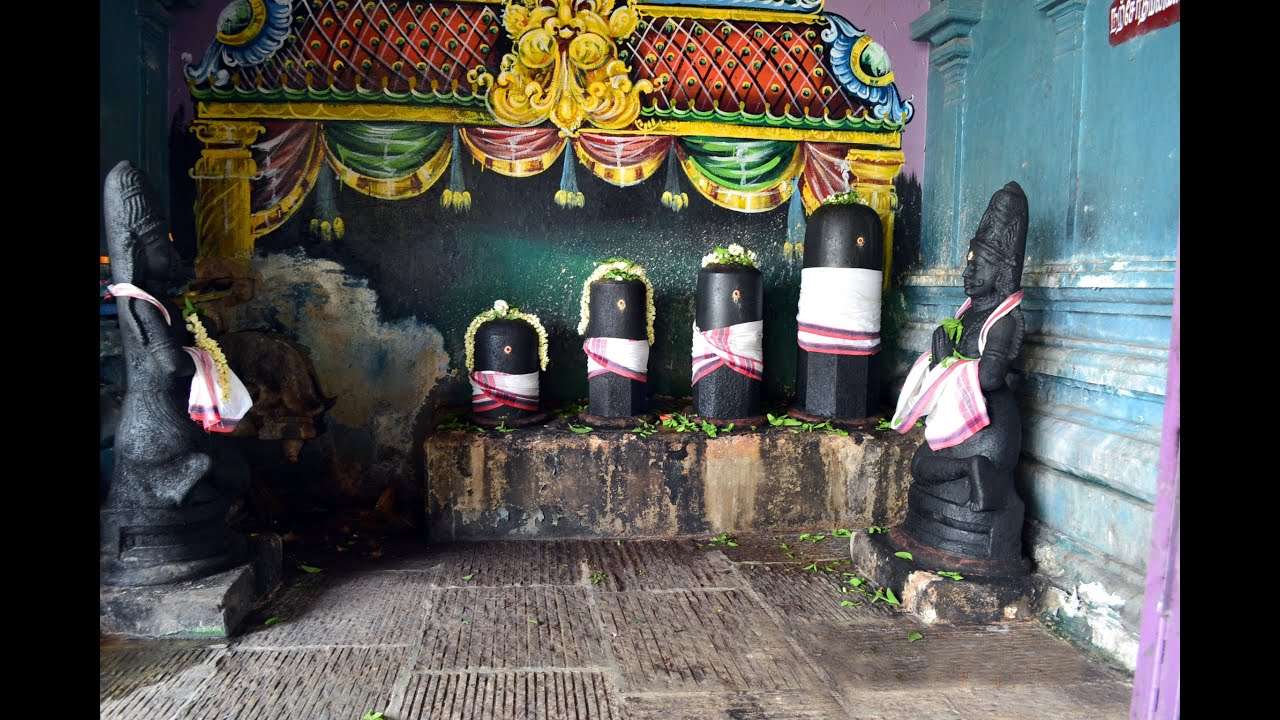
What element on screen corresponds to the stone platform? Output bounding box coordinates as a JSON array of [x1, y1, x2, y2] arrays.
[[101, 534, 284, 639], [100, 537, 1133, 719], [849, 530, 1041, 625], [424, 417, 920, 541]]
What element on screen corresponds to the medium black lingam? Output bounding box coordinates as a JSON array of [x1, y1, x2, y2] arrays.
[[693, 245, 764, 424], [578, 259, 654, 425], [794, 200, 884, 422], [466, 300, 550, 427], [889, 181, 1031, 576], [100, 161, 246, 587]]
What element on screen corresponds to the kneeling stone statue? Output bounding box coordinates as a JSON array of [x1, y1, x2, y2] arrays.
[[888, 181, 1030, 575]]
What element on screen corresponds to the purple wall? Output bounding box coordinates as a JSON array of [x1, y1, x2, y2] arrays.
[[168, 1, 929, 178], [825, 0, 930, 180]]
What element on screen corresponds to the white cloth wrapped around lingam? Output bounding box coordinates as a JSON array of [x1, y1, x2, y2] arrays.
[[583, 337, 649, 383], [469, 370, 540, 412], [691, 320, 764, 385], [106, 282, 253, 433], [795, 267, 882, 356], [890, 291, 1024, 450]]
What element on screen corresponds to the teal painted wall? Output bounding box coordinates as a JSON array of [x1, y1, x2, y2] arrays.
[[904, 0, 1178, 670]]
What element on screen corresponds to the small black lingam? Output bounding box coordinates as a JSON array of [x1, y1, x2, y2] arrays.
[[794, 200, 884, 422], [693, 245, 764, 424], [100, 161, 246, 587], [466, 300, 550, 427], [579, 259, 654, 425]]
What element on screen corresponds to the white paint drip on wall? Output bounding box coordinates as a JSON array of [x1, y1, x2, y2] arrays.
[[1042, 582, 1139, 671]]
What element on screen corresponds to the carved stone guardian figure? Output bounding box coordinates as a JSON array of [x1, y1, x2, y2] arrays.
[[850, 182, 1034, 623], [100, 161, 246, 587]]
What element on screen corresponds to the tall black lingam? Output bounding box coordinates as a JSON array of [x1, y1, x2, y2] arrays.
[[467, 300, 549, 427], [793, 201, 884, 423], [693, 246, 765, 424], [579, 259, 654, 426], [850, 182, 1033, 624], [100, 160, 246, 588]]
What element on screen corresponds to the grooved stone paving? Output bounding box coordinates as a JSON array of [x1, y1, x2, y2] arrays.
[[100, 538, 1132, 719]]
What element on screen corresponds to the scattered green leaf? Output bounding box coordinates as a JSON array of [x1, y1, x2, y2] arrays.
[[590, 571, 607, 585], [263, 616, 282, 627], [722, 423, 734, 433], [832, 528, 852, 538], [847, 577, 864, 587], [907, 631, 923, 643], [803, 562, 819, 572], [866, 526, 887, 535], [894, 551, 914, 561], [632, 419, 659, 438], [701, 420, 718, 438], [299, 564, 322, 574], [528, 618, 540, 625], [494, 420, 515, 434], [568, 423, 594, 434], [362, 712, 386, 720], [839, 600, 860, 608], [936, 571, 965, 581], [708, 531, 739, 548], [875, 418, 893, 431], [461, 573, 475, 582], [767, 413, 803, 428], [884, 588, 900, 606]]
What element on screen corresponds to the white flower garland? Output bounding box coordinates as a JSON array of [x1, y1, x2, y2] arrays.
[[184, 312, 231, 401], [701, 244, 760, 269], [464, 299, 550, 371], [576, 258, 656, 345]]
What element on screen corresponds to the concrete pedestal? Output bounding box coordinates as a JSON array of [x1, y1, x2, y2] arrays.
[[849, 530, 1041, 625], [101, 533, 283, 638]]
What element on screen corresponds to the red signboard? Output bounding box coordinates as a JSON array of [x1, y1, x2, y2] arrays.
[[1109, 0, 1180, 45]]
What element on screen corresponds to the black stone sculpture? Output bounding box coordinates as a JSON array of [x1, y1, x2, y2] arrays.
[[893, 182, 1030, 576], [694, 264, 764, 423], [470, 318, 547, 427], [100, 161, 246, 587], [584, 280, 649, 424], [794, 202, 884, 422]]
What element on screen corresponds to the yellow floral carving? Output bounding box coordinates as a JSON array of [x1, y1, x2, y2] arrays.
[[469, 0, 653, 135]]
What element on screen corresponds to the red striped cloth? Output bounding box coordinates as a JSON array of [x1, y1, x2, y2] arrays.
[[691, 320, 764, 385], [470, 370, 540, 412], [890, 291, 1024, 450], [584, 337, 649, 383]]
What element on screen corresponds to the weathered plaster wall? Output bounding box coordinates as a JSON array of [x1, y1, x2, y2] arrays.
[[902, 0, 1178, 670], [161, 2, 932, 514]]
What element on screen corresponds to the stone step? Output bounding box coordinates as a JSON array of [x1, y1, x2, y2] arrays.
[[424, 420, 920, 540]]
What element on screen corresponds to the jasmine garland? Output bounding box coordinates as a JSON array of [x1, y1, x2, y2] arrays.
[[465, 299, 550, 371], [577, 258, 656, 345]]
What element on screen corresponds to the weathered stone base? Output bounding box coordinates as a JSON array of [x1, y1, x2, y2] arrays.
[[849, 530, 1040, 625], [425, 422, 921, 540], [101, 534, 283, 639]]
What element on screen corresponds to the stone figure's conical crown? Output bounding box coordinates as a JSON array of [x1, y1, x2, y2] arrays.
[[971, 181, 1028, 290], [103, 160, 165, 285]]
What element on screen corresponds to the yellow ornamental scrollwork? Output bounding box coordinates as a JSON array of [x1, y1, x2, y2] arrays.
[[469, 0, 653, 135]]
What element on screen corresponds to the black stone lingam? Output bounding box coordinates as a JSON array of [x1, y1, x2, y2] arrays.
[[100, 161, 246, 587], [470, 318, 547, 427], [794, 202, 884, 423], [893, 181, 1031, 576], [584, 279, 649, 425], [694, 264, 764, 424]]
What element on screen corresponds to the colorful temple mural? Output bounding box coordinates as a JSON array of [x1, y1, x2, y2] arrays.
[[183, 0, 914, 280]]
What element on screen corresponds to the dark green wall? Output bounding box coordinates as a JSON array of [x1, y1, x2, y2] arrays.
[[257, 156, 873, 407]]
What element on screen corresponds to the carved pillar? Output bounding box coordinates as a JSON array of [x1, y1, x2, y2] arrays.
[[191, 120, 264, 280], [846, 147, 906, 290], [1036, 0, 1089, 247], [910, 0, 982, 268]]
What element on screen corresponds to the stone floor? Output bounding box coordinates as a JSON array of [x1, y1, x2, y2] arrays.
[[101, 536, 1132, 719]]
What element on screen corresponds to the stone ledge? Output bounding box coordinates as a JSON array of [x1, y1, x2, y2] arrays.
[[849, 531, 1041, 625], [100, 533, 283, 639], [424, 419, 921, 540]]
